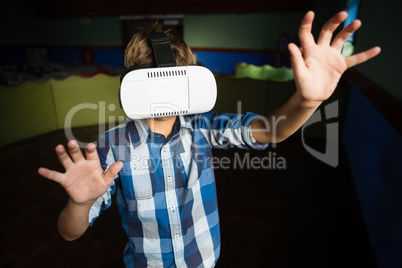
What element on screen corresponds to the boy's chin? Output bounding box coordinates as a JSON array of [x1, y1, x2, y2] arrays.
[[151, 116, 177, 121]]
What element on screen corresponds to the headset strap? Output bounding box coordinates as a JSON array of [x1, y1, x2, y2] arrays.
[[118, 31, 177, 108], [149, 31, 176, 67]]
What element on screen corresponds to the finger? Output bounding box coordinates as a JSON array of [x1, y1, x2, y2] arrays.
[[38, 167, 63, 183], [103, 161, 123, 186], [288, 43, 307, 75], [85, 143, 99, 161], [331, 19, 362, 51], [345, 46, 381, 68], [67, 140, 84, 162], [55, 144, 73, 170], [298, 11, 316, 49], [317, 11, 349, 46]]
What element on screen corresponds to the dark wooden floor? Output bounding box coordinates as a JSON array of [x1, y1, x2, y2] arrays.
[[0, 125, 377, 268]]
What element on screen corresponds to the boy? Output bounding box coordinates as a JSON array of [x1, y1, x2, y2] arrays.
[[38, 11, 380, 267]]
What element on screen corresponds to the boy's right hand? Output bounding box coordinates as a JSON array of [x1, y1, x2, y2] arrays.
[[38, 140, 123, 207]]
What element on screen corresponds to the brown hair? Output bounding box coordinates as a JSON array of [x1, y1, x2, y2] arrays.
[[124, 21, 195, 68]]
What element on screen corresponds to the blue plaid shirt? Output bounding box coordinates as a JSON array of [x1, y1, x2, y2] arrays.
[[90, 112, 268, 267]]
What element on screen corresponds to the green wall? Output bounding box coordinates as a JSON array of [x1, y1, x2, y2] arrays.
[[183, 12, 304, 50], [2, 0, 401, 102], [353, 0, 402, 103], [2, 1, 122, 46]]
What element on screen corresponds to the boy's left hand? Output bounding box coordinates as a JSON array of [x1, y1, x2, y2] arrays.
[[288, 11, 381, 106]]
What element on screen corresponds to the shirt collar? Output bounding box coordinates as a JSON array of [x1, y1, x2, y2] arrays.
[[179, 115, 194, 132]]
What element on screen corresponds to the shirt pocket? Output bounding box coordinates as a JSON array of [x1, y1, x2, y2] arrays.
[[119, 160, 155, 200], [179, 151, 208, 189]]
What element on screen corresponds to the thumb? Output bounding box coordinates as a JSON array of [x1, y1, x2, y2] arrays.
[[288, 43, 306, 76], [103, 161, 123, 185]]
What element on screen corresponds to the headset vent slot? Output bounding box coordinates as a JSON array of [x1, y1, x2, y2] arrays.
[[147, 69, 187, 78], [151, 110, 189, 117]]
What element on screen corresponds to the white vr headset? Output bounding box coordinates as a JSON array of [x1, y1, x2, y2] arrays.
[[119, 31, 217, 119]]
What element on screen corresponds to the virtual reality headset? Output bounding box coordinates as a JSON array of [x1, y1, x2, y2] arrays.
[[119, 31, 217, 119]]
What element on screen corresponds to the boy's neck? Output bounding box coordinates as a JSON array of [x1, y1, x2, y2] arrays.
[[145, 116, 177, 139]]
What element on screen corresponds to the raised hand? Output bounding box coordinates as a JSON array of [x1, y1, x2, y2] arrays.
[[38, 140, 123, 206], [251, 11, 381, 144], [288, 11, 381, 105]]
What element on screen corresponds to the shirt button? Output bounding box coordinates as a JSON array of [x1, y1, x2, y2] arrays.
[[168, 176, 172, 183], [171, 206, 175, 211], [175, 234, 179, 239], [178, 258, 182, 262]]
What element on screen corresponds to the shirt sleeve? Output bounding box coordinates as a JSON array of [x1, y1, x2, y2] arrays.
[[88, 133, 119, 226], [196, 112, 269, 150]]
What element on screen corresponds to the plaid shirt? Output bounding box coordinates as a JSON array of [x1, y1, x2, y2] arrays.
[[90, 112, 268, 267]]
